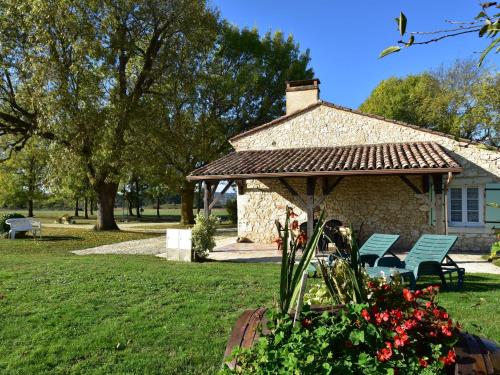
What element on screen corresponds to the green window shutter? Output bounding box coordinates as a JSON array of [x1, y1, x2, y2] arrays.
[[485, 183, 500, 228]]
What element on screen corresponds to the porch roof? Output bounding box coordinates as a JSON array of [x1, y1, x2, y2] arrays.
[[187, 141, 462, 181]]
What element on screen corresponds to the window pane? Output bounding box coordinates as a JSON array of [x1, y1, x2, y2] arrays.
[[466, 188, 480, 223], [450, 188, 462, 222], [467, 211, 479, 222]]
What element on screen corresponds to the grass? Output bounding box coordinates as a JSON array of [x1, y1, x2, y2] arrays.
[[0, 228, 499, 374]]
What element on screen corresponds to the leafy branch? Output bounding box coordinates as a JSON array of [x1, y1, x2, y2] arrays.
[[380, 3, 500, 65]]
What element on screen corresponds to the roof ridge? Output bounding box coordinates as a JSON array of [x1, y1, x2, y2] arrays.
[[234, 141, 440, 153]]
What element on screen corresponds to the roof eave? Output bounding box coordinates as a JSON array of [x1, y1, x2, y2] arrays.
[[187, 167, 464, 181]]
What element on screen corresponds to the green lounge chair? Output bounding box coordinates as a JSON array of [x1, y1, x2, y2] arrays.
[[367, 234, 464, 289], [358, 233, 400, 266]]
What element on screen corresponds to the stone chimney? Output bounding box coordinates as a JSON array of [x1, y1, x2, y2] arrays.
[[285, 78, 320, 115]]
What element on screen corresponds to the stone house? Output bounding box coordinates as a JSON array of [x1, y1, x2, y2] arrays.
[[188, 79, 500, 251]]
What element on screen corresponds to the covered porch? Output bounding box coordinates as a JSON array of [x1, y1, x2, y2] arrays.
[[187, 142, 463, 250]]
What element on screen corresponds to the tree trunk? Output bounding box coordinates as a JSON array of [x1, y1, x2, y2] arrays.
[[128, 201, 133, 216], [74, 198, 79, 217], [28, 199, 34, 217], [94, 181, 119, 230], [84, 197, 89, 219], [90, 198, 94, 216], [156, 197, 160, 217], [135, 179, 141, 219], [180, 181, 196, 225]]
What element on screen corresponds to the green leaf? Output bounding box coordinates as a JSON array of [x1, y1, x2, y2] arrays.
[[475, 11, 487, 19], [479, 23, 490, 37], [349, 330, 365, 345], [478, 37, 500, 66], [398, 12, 407, 36], [406, 35, 415, 46], [379, 46, 401, 58]]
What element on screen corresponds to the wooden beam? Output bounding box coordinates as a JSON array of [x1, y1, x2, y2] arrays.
[[422, 175, 430, 194], [399, 175, 423, 195], [278, 178, 306, 206], [209, 180, 234, 210], [306, 177, 316, 239], [432, 175, 443, 194], [203, 181, 210, 217], [314, 177, 343, 208], [236, 180, 246, 195]]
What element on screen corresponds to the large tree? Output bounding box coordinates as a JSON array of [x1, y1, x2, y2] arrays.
[[150, 24, 314, 224], [360, 60, 499, 146], [0, 0, 217, 229]]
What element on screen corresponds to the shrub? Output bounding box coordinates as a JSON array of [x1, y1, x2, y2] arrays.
[[0, 213, 26, 237], [191, 214, 218, 261], [226, 199, 237, 224]]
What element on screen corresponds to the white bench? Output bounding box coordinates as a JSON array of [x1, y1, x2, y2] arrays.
[[5, 218, 42, 239]]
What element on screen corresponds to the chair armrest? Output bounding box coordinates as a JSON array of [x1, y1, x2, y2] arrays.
[[375, 256, 403, 268]]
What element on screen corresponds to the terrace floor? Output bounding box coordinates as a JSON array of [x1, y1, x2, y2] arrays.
[[72, 233, 500, 274]]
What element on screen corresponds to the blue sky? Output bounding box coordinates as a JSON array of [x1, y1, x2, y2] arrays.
[[211, 0, 498, 109]]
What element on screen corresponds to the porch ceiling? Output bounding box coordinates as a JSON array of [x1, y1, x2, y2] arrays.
[[187, 142, 462, 181]]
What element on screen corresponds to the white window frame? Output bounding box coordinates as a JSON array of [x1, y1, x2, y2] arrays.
[[447, 185, 484, 227]]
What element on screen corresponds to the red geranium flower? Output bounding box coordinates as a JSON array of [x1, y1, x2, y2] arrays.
[[413, 309, 425, 321], [361, 309, 371, 321], [394, 333, 409, 348], [440, 349, 456, 365], [290, 220, 299, 230], [377, 342, 393, 362], [375, 311, 390, 324], [403, 289, 414, 302], [289, 211, 298, 218], [419, 358, 428, 367]]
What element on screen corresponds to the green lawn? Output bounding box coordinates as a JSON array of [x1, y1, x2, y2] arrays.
[[0, 229, 498, 374]]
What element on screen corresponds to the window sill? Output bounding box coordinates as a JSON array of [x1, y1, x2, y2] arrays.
[[447, 226, 492, 234]]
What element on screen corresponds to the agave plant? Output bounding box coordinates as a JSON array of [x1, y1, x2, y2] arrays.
[[318, 226, 368, 305], [276, 207, 325, 315]]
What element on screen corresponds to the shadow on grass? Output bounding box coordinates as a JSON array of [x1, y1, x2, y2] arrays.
[[417, 274, 500, 293], [34, 236, 83, 242]]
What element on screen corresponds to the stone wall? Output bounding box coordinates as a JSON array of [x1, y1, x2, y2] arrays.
[[234, 104, 500, 252]]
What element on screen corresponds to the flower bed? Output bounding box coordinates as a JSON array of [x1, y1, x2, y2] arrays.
[[222, 280, 460, 374]]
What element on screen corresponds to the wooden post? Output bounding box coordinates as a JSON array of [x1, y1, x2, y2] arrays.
[[203, 181, 210, 218], [306, 177, 316, 239], [433, 175, 444, 234]]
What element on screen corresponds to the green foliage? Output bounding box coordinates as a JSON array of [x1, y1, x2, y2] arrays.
[[0, 212, 24, 234], [381, 4, 499, 65], [191, 214, 218, 260], [360, 59, 499, 146], [276, 207, 325, 315], [0, 140, 50, 212], [303, 282, 332, 306], [225, 199, 237, 224]]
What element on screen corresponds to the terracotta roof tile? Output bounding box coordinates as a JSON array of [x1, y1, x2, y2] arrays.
[[188, 142, 462, 181]]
